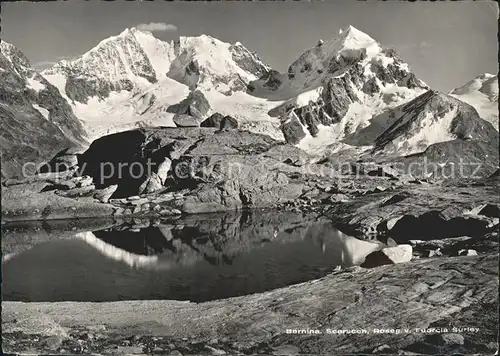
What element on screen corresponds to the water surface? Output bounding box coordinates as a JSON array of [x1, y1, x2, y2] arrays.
[[2, 211, 381, 302]]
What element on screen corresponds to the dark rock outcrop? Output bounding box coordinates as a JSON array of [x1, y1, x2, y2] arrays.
[[366, 165, 400, 179], [229, 42, 270, 79], [166, 90, 210, 118], [280, 112, 307, 145], [411, 233, 498, 259], [79, 128, 178, 198], [200, 113, 238, 129], [173, 114, 202, 127], [79, 128, 308, 209], [260, 69, 283, 91]]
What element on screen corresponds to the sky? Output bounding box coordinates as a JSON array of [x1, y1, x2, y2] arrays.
[[1, 0, 498, 92]]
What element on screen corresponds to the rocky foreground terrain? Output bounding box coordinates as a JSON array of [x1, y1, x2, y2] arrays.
[[2, 126, 498, 228]]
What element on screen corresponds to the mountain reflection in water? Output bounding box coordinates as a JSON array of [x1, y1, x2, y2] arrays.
[[2, 211, 382, 302]]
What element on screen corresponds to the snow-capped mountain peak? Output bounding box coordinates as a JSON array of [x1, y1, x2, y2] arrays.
[[72, 27, 163, 66], [166, 34, 271, 93], [450, 73, 497, 97], [256, 24, 424, 98], [450, 73, 498, 129], [38, 29, 277, 140], [42, 29, 271, 104], [256, 25, 430, 153], [338, 25, 377, 50], [0, 40, 33, 77], [42, 27, 166, 104]]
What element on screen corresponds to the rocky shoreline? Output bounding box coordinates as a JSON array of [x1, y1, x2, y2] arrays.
[[3, 158, 498, 248], [2, 128, 498, 233], [2, 254, 498, 355]]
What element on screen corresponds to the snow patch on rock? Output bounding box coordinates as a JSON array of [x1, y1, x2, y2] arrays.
[[32, 104, 50, 120], [27, 77, 46, 92]]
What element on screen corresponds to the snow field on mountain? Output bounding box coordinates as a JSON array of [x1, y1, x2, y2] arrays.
[[204, 90, 285, 140], [26, 77, 46, 92], [450, 74, 498, 129], [382, 107, 459, 156], [32, 104, 50, 120]]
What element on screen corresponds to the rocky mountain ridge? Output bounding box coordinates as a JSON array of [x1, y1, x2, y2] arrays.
[[373, 90, 497, 155], [265, 26, 434, 153], [0, 40, 87, 178]]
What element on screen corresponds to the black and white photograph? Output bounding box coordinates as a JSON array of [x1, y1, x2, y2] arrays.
[[1, 0, 499, 355]]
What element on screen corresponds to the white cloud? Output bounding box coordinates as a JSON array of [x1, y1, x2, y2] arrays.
[[33, 56, 76, 71], [136, 22, 178, 32]]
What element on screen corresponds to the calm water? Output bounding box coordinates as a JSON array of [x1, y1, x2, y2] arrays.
[[2, 211, 381, 302]]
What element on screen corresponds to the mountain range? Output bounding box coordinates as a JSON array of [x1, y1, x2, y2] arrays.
[[0, 25, 498, 178]]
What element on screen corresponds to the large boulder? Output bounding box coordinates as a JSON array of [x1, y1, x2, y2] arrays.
[[79, 128, 309, 208], [167, 90, 210, 118], [280, 111, 307, 145], [200, 113, 224, 127], [173, 114, 202, 127], [200, 113, 238, 129], [361, 244, 412, 268], [79, 128, 198, 198], [37, 147, 81, 174]]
